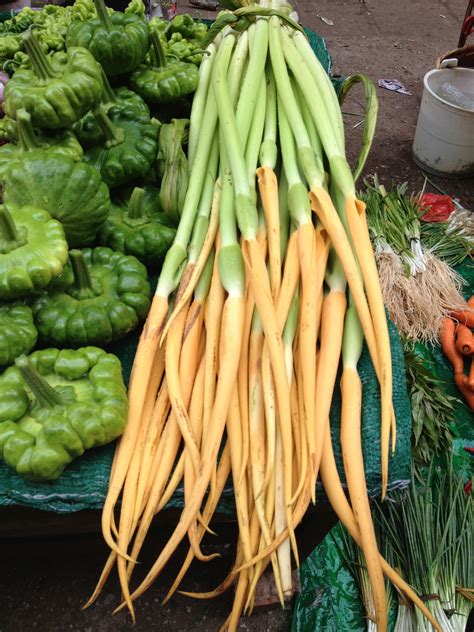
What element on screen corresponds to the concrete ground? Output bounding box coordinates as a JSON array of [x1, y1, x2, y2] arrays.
[[1, 1, 473, 631], [300, 0, 474, 208]]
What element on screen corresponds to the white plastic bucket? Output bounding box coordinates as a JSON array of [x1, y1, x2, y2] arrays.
[[412, 66, 474, 177]]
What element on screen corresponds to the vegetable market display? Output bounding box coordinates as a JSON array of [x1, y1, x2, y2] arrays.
[[0, 1, 470, 631], [24, 2, 432, 631]]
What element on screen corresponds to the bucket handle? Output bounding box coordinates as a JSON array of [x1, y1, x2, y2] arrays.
[[439, 58, 459, 68], [338, 73, 378, 183]]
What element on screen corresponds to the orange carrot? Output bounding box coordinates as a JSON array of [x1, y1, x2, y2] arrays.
[[455, 373, 474, 411], [450, 310, 474, 328], [455, 323, 474, 356], [469, 357, 474, 391], [440, 318, 465, 374]]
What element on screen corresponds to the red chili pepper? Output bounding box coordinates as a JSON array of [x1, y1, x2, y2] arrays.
[[419, 193, 455, 222]]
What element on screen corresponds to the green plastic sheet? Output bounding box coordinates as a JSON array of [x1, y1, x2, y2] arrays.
[[292, 523, 398, 632]]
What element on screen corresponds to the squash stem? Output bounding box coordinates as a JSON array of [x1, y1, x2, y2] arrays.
[[100, 65, 117, 103], [150, 30, 167, 68], [21, 29, 57, 81], [93, 0, 113, 29], [0, 205, 20, 248], [16, 109, 39, 151], [15, 356, 64, 408], [70, 249, 94, 292], [93, 105, 125, 147], [128, 188, 146, 220]]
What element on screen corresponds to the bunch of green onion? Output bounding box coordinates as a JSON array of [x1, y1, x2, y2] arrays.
[[375, 461, 473, 632]]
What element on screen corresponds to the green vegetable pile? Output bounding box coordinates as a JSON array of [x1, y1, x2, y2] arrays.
[[0, 0, 206, 481]]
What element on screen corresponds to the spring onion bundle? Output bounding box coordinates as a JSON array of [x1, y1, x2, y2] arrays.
[[362, 179, 467, 343], [375, 462, 473, 632], [85, 3, 442, 630], [337, 522, 395, 632]]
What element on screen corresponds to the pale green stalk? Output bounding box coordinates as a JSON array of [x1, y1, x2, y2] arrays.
[[187, 138, 219, 265], [342, 301, 364, 371], [245, 76, 267, 200], [278, 169, 290, 259], [326, 250, 348, 294], [188, 42, 217, 168], [156, 38, 221, 298], [212, 34, 246, 297], [212, 32, 258, 241], [279, 26, 354, 203], [268, 15, 324, 188], [259, 64, 278, 169], [277, 93, 311, 228], [235, 17, 269, 148], [228, 29, 250, 103], [194, 247, 214, 303], [291, 29, 344, 150], [187, 31, 248, 269], [219, 131, 238, 250], [282, 286, 299, 353], [293, 80, 325, 180]]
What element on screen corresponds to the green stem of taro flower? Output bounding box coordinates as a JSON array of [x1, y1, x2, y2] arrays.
[[259, 63, 278, 169], [188, 42, 217, 169], [268, 16, 323, 189]]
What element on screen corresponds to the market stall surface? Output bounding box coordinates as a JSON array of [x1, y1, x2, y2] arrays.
[[1, 0, 473, 630]]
